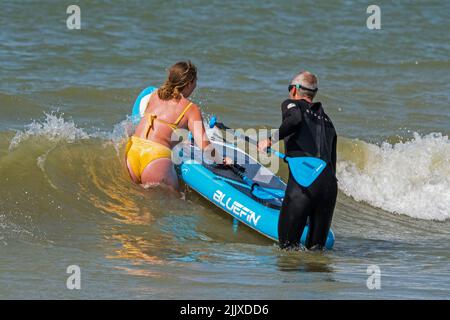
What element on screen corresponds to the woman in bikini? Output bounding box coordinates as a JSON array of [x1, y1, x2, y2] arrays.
[[126, 61, 226, 190]]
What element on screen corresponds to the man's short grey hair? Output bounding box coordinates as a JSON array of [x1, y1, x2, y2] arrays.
[[291, 71, 318, 99]]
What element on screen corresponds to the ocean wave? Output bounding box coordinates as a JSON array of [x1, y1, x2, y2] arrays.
[[337, 132, 450, 221], [5, 113, 449, 222]]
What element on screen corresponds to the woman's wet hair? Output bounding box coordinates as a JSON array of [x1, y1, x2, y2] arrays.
[[158, 61, 197, 101]]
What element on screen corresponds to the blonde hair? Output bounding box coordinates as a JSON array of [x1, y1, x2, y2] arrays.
[[157, 61, 197, 101]]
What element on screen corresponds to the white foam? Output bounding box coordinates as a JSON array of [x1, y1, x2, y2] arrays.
[[337, 132, 450, 221], [9, 112, 90, 151]]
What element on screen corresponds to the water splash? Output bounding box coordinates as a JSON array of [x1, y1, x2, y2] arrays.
[[9, 112, 90, 151]]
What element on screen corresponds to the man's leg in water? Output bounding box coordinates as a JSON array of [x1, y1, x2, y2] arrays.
[[305, 177, 337, 250], [278, 175, 311, 249]]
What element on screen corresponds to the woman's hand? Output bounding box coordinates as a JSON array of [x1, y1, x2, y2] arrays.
[[222, 156, 234, 165]]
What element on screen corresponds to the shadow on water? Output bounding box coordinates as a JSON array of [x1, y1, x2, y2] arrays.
[[275, 249, 335, 274]]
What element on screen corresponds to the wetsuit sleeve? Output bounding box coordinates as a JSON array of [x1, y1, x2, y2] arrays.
[[331, 134, 337, 172], [278, 100, 303, 140]]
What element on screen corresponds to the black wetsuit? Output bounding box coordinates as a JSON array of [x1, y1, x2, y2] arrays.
[[276, 99, 338, 250]]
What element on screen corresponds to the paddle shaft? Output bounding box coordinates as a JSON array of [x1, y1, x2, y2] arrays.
[[228, 164, 258, 191], [213, 121, 286, 160], [227, 165, 284, 199]]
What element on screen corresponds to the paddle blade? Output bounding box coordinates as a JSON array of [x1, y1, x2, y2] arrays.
[[287, 157, 327, 187], [252, 187, 285, 200]]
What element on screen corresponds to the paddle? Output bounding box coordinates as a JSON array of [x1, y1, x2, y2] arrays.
[[213, 174, 285, 200], [209, 116, 327, 188], [225, 165, 285, 200]]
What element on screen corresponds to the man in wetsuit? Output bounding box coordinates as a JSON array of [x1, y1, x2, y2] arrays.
[[258, 71, 338, 250]]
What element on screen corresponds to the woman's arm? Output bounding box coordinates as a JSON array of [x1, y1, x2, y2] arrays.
[[187, 104, 233, 164], [187, 104, 211, 151]]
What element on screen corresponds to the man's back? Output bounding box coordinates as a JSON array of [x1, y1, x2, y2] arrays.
[[280, 98, 337, 174]]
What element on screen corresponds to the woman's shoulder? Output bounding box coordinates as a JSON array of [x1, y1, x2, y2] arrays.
[[181, 97, 200, 113]]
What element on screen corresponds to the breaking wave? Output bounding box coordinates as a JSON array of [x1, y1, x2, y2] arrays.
[[337, 133, 450, 221]]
